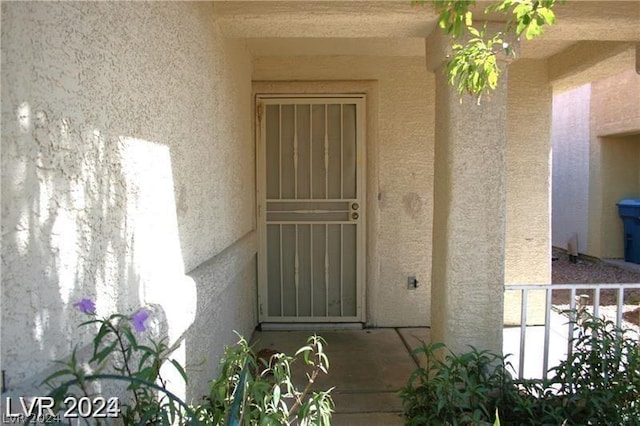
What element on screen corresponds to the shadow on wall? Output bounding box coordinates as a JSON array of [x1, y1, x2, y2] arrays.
[[1, 0, 255, 400], [1, 102, 196, 391], [2, 102, 141, 387]]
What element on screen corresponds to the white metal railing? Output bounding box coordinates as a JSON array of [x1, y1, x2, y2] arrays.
[[504, 283, 640, 380]]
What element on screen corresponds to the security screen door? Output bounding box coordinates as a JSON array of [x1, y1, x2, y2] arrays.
[[257, 96, 365, 323]]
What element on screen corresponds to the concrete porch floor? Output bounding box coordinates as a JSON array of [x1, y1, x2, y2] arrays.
[[250, 327, 431, 425]]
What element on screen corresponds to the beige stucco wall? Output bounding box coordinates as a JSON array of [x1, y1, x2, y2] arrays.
[[591, 69, 640, 138], [504, 59, 553, 325], [253, 55, 433, 327], [591, 135, 640, 258], [551, 84, 591, 254], [1, 2, 256, 400], [506, 59, 552, 284], [589, 70, 640, 259], [552, 69, 640, 260]]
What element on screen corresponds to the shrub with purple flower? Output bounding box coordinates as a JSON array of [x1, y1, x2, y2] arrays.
[[72, 298, 95, 314], [45, 298, 190, 424], [44, 298, 334, 425], [130, 309, 149, 332]]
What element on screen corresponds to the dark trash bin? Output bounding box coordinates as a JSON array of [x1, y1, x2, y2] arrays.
[[617, 199, 640, 264]]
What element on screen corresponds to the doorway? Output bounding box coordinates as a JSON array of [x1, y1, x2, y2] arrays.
[[256, 95, 366, 323]]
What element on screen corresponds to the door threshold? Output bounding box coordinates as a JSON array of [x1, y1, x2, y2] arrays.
[[260, 322, 363, 331]]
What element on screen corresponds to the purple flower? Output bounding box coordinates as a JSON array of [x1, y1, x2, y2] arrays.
[[130, 309, 149, 332], [73, 298, 95, 314]]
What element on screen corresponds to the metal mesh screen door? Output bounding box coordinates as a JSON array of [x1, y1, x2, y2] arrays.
[[257, 96, 365, 323]]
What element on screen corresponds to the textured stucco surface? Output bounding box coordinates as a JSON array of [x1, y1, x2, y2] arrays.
[[589, 70, 640, 259], [553, 69, 640, 260], [1, 2, 256, 395], [428, 28, 507, 355], [590, 135, 640, 259], [552, 85, 591, 254], [215, 1, 640, 44], [4, 1, 638, 391], [253, 55, 433, 327], [506, 59, 552, 284], [185, 232, 257, 400], [591, 69, 640, 138], [549, 42, 637, 93], [504, 60, 552, 325], [214, 1, 437, 38]]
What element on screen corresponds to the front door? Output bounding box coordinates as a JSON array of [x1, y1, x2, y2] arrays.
[[257, 95, 365, 323]]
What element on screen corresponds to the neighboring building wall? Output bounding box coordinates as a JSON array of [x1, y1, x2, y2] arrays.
[[552, 69, 640, 260], [591, 69, 640, 137], [593, 135, 640, 258], [588, 69, 640, 259], [253, 55, 433, 327], [551, 84, 591, 254], [1, 2, 255, 400]]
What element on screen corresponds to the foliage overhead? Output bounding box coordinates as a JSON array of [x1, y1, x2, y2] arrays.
[[417, 0, 565, 101]]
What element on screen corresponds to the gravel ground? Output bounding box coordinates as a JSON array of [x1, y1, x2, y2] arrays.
[[552, 248, 640, 327]]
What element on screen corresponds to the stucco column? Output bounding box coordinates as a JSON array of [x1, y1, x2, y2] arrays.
[[426, 28, 511, 355]]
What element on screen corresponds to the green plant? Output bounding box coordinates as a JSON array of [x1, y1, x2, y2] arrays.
[[42, 298, 334, 425], [197, 334, 334, 425], [547, 313, 640, 424], [399, 342, 513, 425], [44, 299, 193, 425], [415, 0, 565, 100], [400, 312, 640, 425]]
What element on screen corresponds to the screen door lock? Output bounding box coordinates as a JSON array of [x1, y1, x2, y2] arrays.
[[351, 202, 359, 220]]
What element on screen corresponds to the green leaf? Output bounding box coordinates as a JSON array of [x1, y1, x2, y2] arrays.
[[295, 345, 312, 357], [170, 358, 189, 384], [92, 321, 111, 357], [439, 9, 450, 29], [468, 26, 481, 37], [538, 8, 556, 25], [121, 326, 137, 347], [42, 368, 73, 386], [525, 21, 542, 39], [464, 10, 473, 26], [273, 384, 281, 406], [78, 319, 102, 328], [91, 340, 117, 364], [138, 351, 154, 371]]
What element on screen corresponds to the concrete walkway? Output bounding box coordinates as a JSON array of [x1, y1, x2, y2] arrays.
[[250, 327, 430, 425], [503, 310, 570, 380]]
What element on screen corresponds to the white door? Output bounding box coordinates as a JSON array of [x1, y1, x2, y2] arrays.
[[257, 96, 365, 323]]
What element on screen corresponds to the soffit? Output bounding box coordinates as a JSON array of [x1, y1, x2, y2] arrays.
[[245, 37, 576, 59], [246, 37, 426, 57], [213, 1, 439, 38], [519, 39, 576, 59], [543, 0, 640, 42], [215, 1, 639, 40], [220, 1, 638, 60]]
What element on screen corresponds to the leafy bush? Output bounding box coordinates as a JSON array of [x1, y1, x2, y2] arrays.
[[44, 300, 191, 424], [401, 312, 640, 425], [399, 342, 512, 425], [43, 299, 333, 425], [546, 314, 640, 424], [196, 334, 334, 425]]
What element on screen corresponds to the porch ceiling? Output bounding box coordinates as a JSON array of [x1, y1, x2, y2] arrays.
[[213, 1, 438, 38], [244, 37, 576, 59], [215, 1, 639, 59]]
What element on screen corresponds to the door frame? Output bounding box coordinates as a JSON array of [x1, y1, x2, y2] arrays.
[[255, 94, 367, 323]]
